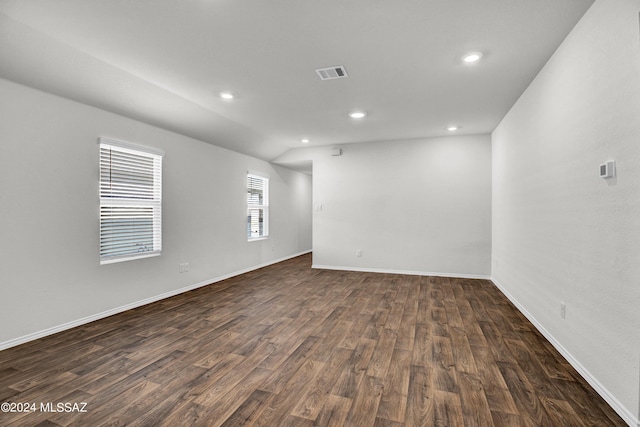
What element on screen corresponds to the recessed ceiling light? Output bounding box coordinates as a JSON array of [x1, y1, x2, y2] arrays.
[[219, 91, 235, 100], [301, 138, 310, 144], [349, 111, 367, 119], [462, 52, 483, 64], [447, 126, 460, 131]]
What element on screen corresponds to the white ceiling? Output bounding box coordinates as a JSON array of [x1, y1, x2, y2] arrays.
[[0, 0, 594, 164]]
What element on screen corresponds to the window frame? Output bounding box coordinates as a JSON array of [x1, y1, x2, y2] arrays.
[[98, 137, 164, 264], [247, 172, 269, 241]]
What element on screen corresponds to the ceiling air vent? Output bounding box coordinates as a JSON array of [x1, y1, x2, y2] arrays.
[[316, 66, 348, 81]]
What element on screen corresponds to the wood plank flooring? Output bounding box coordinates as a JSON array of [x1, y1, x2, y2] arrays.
[[0, 254, 626, 426]]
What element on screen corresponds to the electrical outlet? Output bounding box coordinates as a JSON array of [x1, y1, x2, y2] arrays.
[[560, 302, 566, 319], [179, 262, 190, 273], [356, 250, 362, 257]]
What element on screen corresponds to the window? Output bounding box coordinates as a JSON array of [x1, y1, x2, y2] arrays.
[[99, 137, 164, 264], [247, 173, 269, 240]]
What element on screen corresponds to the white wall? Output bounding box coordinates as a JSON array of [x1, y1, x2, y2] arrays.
[[312, 135, 491, 277], [492, 0, 640, 423], [0, 78, 312, 348]]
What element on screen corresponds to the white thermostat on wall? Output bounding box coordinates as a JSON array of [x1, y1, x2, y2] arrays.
[[599, 160, 615, 179]]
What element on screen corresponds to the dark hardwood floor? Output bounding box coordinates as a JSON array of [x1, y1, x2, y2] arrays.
[[0, 254, 626, 426]]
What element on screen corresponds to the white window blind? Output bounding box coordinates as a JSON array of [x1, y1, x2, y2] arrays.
[[247, 173, 269, 240], [99, 137, 163, 264]]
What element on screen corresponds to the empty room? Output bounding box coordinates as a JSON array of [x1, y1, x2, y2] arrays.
[[0, 0, 638, 426]]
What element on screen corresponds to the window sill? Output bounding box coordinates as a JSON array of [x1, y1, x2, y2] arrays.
[[248, 237, 269, 242], [100, 251, 161, 265]]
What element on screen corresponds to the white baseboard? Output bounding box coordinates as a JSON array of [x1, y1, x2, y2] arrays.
[[312, 264, 491, 280], [0, 250, 311, 352], [491, 277, 639, 427]]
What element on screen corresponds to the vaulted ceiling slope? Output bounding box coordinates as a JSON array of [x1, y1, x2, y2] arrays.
[[0, 0, 594, 161]]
